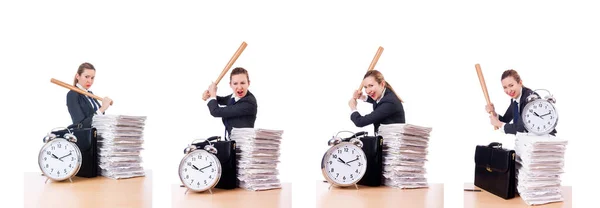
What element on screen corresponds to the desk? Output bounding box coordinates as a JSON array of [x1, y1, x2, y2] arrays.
[[171, 183, 292, 208], [464, 183, 571, 208], [316, 181, 444, 208], [24, 170, 152, 208]]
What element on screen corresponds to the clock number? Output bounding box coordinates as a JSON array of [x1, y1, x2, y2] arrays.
[[529, 109, 533, 113], [209, 175, 213, 179], [58, 144, 62, 148], [197, 182, 200, 186], [550, 116, 553, 119], [548, 121, 551, 125], [337, 150, 342, 154], [69, 164, 72, 168], [545, 105, 548, 109], [47, 151, 51, 155], [350, 174, 353, 179], [210, 162, 213, 166], [187, 162, 191, 166], [352, 150, 355, 154], [539, 104, 542, 107], [355, 169, 359, 173], [330, 168, 334, 172], [51, 146, 55, 150], [64, 169, 67, 173], [533, 105, 537, 109], [51, 168, 54, 172], [526, 114, 529, 118], [358, 162, 362, 166], [344, 147, 348, 152], [184, 168, 187, 172], [336, 173, 339, 177], [528, 120, 531, 123], [343, 176, 346, 180], [328, 161, 332, 165], [44, 157, 47, 161], [204, 180, 207, 185], [191, 179, 194, 183], [45, 164, 49, 168], [199, 155, 202, 159], [186, 175, 189, 179], [71, 157, 74, 161], [356, 155, 360, 158], [333, 154, 337, 159], [192, 158, 196, 162], [211, 168, 215, 173]]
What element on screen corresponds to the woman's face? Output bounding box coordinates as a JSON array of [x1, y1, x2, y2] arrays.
[[501, 76, 523, 99], [230, 74, 250, 98], [363, 76, 385, 100], [76, 69, 96, 90]]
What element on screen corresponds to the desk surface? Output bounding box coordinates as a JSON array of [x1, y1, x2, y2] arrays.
[[171, 183, 292, 208], [24, 170, 152, 208], [316, 181, 444, 208], [464, 183, 572, 208]]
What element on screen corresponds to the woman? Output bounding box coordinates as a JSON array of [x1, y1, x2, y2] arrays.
[[203, 67, 258, 138], [67, 62, 112, 128], [486, 69, 557, 135], [349, 70, 405, 134]]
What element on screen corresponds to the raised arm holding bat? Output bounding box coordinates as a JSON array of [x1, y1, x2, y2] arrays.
[[348, 47, 405, 134], [64, 62, 112, 128]]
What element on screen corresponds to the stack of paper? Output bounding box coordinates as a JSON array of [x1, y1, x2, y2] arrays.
[[379, 124, 432, 189], [515, 134, 567, 206], [92, 115, 147, 179], [230, 128, 283, 191]]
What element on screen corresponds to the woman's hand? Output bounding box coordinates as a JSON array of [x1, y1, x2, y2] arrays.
[[99, 97, 112, 113], [485, 103, 495, 114], [349, 98, 357, 111], [489, 114, 503, 129], [208, 82, 217, 98], [202, 90, 210, 101]]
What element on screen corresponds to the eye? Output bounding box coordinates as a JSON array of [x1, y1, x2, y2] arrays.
[[509, 84, 513, 87]]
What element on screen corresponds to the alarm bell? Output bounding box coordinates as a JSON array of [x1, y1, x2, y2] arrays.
[[328, 137, 342, 146], [349, 138, 363, 148]]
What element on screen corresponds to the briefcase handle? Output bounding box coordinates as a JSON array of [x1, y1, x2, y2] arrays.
[[488, 142, 502, 148]]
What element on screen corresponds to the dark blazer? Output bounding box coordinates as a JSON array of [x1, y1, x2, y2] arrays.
[[66, 90, 102, 128], [207, 91, 257, 135], [499, 86, 557, 135], [350, 88, 405, 133]]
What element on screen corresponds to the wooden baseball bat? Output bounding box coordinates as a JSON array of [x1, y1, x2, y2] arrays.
[[357, 46, 384, 91], [214, 41, 248, 85], [50, 78, 113, 105], [475, 64, 497, 130]]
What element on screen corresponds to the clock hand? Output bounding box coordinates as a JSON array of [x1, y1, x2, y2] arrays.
[[337, 158, 351, 166], [533, 112, 542, 118], [192, 165, 203, 173], [59, 153, 72, 160], [346, 158, 359, 164], [51, 154, 63, 162], [199, 164, 212, 172], [540, 112, 551, 118]]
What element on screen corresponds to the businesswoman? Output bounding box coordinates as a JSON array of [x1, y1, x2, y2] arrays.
[[66, 62, 112, 128]]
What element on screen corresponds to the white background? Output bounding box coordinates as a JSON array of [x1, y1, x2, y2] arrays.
[[1, 1, 598, 207]]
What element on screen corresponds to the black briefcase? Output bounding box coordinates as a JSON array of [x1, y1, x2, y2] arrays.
[[190, 136, 237, 189], [51, 124, 98, 178], [474, 142, 516, 199], [356, 132, 383, 187]]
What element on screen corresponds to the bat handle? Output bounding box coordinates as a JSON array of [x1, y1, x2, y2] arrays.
[[489, 111, 499, 130]]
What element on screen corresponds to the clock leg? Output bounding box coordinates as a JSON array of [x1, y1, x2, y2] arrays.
[[184, 189, 189, 195], [45, 178, 49, 184], [354, 184, 359, 190], [69, 178, 73, 183], [209, 188, 213, 194]]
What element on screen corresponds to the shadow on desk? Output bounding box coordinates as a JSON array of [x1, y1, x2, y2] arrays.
[[171, 183, 292, 208], [24, 170, 153, 208], [463, 183, 571, 208], [316, 181, 444, 208]]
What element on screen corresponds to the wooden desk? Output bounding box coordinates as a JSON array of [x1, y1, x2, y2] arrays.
[[171, 183, 292, 208], [24, 170, 152, 208], [316, 181, 444, 208], [464, 183, 572, 208]]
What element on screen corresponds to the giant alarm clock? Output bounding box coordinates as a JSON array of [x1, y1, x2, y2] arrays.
[[522, 89, 558, 135], [38, 127, 82, 183], [321, 131, 368, 189], [179, 137, 222, 194]]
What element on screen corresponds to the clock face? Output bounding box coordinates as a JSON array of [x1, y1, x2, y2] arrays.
[[38, 139, 82, 181], [179, 150, 222, 192], [322, 142, 367, 186], [522, 99, 558, 135]]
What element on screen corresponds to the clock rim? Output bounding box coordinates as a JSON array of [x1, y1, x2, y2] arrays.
[[321, 142, 367, 187], [178, 149, 222, 192], [38, 138, 82, 182], [521, 99, 559, 135]]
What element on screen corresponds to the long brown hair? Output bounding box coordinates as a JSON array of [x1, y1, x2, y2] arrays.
[[73, 62, 96, 86], [363, 70, 403, 103]]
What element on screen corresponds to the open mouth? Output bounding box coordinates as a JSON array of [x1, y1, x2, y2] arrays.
[[236, 90, 244, 96]]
